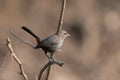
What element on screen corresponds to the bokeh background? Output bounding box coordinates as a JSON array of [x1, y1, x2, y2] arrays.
[[0, 0, 120, 80]]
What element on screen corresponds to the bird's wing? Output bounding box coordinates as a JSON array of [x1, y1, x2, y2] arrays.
[[41, 35, 59, 48]]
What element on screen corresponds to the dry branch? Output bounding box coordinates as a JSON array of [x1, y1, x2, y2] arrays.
[[44, 54, 53, 80], [38, 58, 63, 80], [10, 30, 35, 48], [45, 66, 51, 80], [36, 0, 67, 79], [38, 61, 53, 80], [56, 0, 67, 33], [7, 37, 28, 80], [10, 30, 43, 52]]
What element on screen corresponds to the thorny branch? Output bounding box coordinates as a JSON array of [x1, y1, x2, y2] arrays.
[[7, 37, 28, 80]]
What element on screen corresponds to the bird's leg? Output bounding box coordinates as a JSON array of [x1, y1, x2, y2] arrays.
[[50, 53, 53, 59], [49, 53, 54, 63], [46, 52, 54, 62], [45, 52, 63, 66], [44, 51, 51, 60]]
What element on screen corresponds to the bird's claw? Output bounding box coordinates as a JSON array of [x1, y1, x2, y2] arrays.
[[49, 58, 63, 67]]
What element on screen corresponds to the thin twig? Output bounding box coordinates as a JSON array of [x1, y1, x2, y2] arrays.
[[44, 0, 67, 78], [45, 66, 51, 80], [39, 0, 66, 79], [10, 30, 43, 52], [10, 30, 35, 48], [38, 61, 53, 80], [7, 37, 28, 80], [35, 75, 38, 80], [56, 0, 67, 33], [44, 53, 53, 80], [38, 58, 63, 80], [45, 0, 66, 80]]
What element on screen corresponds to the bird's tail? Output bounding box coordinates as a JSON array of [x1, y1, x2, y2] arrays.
[[21, 26, 40, 44]]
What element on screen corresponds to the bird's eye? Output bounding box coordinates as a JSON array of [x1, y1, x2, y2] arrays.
[[64, 32, 67, 35]]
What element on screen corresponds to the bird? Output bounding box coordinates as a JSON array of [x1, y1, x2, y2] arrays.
[[21, 26, 70, 59]]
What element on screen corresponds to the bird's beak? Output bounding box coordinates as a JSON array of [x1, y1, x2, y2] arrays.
[[67, 34, 71, 37]]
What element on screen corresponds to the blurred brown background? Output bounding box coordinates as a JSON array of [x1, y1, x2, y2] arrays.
[[0, 0, 120, 80]]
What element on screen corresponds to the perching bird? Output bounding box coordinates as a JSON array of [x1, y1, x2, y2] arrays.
[[21, 26, 70, 59], [21, 0, 68, 59]]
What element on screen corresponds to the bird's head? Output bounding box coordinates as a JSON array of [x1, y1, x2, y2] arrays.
[[57, 30, 70, 40]]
